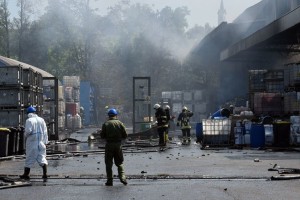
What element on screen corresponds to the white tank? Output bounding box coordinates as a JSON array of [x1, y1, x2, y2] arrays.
[[64, 87, 73, 102], [74, 113, 82, 129], [290, 116, 300, 125], [66, 114, 73, 129]]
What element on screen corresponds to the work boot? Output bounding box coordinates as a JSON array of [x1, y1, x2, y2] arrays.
[[120, 178, 128, 185], [42, 164, 48, 179], [105, 180, 113, 186], [20, 167, 30, 180], [118, 164, 127, 185]]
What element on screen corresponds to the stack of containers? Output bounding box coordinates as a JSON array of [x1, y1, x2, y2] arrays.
[[284, 64, 300, 115], [0, 66, 43, 156], [0, 66, 24, 127], [234, 120, 244, 145], [249, 70, 284, 116], [63, 76, 82, 130], [24, 69, 44, 114], [58, 86, 65, 129], [161, 90, 207, 123], [243, 120, 252, 145], [42, 79, 65, 132], [290, 116, 300, 145]]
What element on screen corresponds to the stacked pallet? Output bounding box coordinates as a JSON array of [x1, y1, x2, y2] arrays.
[[0, 66, 43, 127], [63, 76, 82, 130]]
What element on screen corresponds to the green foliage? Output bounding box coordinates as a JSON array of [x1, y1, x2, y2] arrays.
[[0, 0, 10, 56], [0, 0, 211, 110]]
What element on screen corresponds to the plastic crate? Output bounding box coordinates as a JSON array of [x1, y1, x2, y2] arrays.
[[35, 72, 43, 90], [0, 66, 23, 86], [0, 109, 25, 127], [36, 92, 44, 106], [22, 68, 35, 87], [23, 88, 36, 106], [0, 88, 24, 106]]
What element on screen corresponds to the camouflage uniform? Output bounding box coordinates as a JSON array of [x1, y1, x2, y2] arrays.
[[101, 116, 128, 185]]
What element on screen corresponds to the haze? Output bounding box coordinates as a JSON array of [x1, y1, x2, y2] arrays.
[[8, 0, 262, 28], [92, 0, 262, 27]]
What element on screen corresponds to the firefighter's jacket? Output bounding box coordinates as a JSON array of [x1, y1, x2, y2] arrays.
[[155, 107, 168, 128], [177, 110, 193, 129]]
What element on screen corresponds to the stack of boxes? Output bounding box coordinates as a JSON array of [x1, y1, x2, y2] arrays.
[[63, 76, 82, 130], [43, 79, 65, 133], [284, 64, 300, 115], [249, 69, 284, 116], [0, 66, 24, 127], [0, 66, 43, 127], [234, 120, 244, 145], [0, 66, 43, 155], [161, 90, 207, 121]]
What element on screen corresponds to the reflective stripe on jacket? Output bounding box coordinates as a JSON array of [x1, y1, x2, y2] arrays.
[[177, 111, 193, 129]]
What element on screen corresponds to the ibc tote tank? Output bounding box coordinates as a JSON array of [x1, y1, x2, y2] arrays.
[[74, 113, 82, 129]]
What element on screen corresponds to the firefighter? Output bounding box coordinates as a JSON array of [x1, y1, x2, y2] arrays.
[[164, 105, 173, 143], [153, 104, 168, 148], [100, 108, 128, 186], [177, 106, 194, 143]]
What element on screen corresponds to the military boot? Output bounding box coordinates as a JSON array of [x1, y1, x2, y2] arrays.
[[42, 164, 48, 179], [20, 167, 30, 180], [118, 164, 127, 185], [105, 178, 113, 186]]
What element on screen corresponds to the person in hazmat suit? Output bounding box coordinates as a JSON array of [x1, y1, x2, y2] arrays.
[[177, 106, 194, 144], [20, 106, 48, 180], [100, 108, 128, 186]]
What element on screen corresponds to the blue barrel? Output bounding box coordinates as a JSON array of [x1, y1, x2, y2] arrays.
[[250, 124, 265, 148], [196, 123, 203, 138], [211, 108, 230, 119]]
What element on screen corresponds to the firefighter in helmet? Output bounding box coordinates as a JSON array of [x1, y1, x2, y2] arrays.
[[177, 106, 194, 143], [153, 104, 168, 148]]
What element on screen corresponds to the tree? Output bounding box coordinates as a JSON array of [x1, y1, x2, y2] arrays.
[[0, 0, 10, 57], [3, 1, 209, 116], [12, 0, 33, 60]]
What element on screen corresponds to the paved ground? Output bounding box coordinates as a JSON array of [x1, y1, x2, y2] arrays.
[[0, 128, 300, 200]]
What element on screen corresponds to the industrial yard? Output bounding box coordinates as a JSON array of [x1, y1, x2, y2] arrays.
[[1, 0, 300, 199]]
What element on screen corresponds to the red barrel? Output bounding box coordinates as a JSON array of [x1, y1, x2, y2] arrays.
[[66, 103, 77, 116]]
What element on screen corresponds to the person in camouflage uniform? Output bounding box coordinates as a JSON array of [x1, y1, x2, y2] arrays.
[[100, 108, 128, 186]]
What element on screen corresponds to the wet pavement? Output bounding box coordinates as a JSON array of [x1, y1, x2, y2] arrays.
[[0, 128, 300, 200]]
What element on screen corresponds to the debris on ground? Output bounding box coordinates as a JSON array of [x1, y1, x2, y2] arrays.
[[0, 176, 32, 190]]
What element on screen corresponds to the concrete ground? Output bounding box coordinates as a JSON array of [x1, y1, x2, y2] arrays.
[[0, 128, 300, 200]]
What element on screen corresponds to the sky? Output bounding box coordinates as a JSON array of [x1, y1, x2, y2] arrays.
[[8, 0, 262, 28], [92, 0, 262, 27]]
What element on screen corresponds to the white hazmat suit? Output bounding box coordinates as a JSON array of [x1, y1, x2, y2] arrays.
[[24, 113, 48, 168]]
